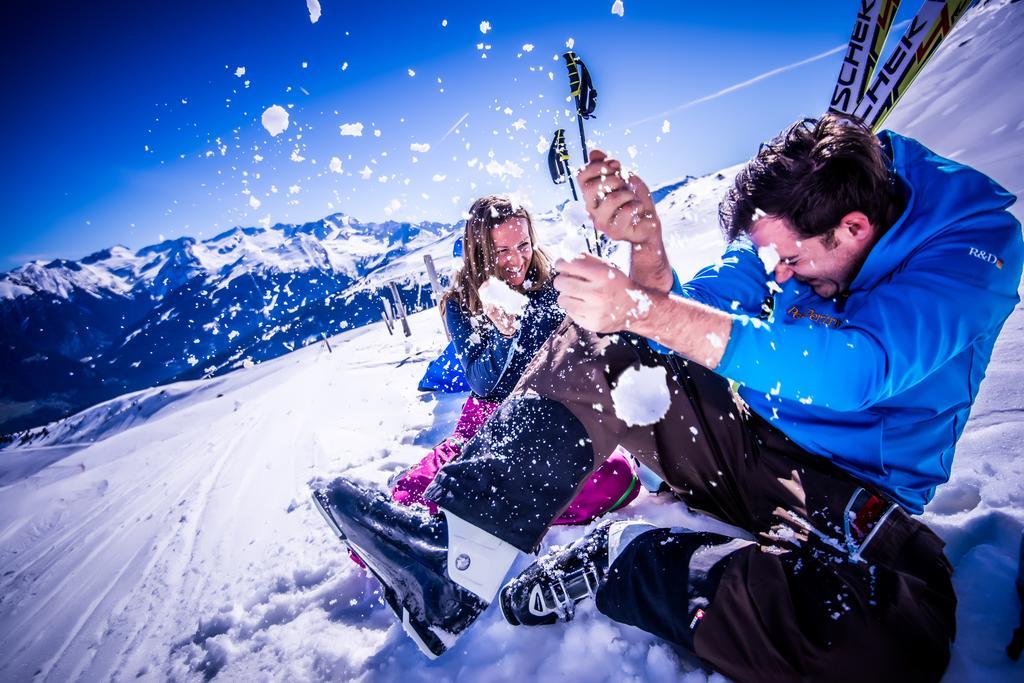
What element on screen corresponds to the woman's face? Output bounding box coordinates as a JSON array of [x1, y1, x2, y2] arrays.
[[491, 217, 533, 287]]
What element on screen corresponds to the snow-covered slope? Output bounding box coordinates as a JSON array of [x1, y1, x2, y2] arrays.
[[1, 1, 1022, 681]]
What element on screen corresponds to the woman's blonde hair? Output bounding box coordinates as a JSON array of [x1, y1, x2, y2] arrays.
[[440, 195, 552, 317]]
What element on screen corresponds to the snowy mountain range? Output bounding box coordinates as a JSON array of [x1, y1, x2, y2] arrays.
[[1, 1, 1023, 680], [0, 216, 459, 435]]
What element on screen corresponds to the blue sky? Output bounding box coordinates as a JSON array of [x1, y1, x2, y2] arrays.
[[0, 0, 922, 271]]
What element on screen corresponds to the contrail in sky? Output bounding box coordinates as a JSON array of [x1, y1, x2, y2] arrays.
[[439, 112, 470, 142], [625, 21, 910, 129]]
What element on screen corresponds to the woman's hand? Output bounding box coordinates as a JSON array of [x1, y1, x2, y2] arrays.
[[479, 280, 520, 336]]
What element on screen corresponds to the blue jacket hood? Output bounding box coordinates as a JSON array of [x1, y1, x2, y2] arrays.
[[851, 131, 1017, 291]]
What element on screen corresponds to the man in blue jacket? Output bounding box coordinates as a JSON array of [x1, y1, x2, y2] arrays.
[[313, 115, 1022, 680]]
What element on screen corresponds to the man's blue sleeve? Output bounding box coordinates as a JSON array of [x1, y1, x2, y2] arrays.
[[718, 213, 1024, 411], [445, 298, 517, 397], [647, 238, 770, 354]]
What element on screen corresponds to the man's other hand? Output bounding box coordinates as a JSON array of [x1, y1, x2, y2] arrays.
[[554, 254, 654, 333]]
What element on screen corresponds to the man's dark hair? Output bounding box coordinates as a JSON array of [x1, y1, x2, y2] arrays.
[[719, 114, 896, 242]]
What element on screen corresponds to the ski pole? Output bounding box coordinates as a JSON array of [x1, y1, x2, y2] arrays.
[[562, 52, 603, 257]]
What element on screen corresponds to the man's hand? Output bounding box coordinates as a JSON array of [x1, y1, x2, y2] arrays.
[[577, 150, 661, 246], [554, 254, 653, 333]]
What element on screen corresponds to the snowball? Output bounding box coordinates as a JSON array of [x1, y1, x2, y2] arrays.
[[611, 365, 671, 426], [339, 122, 364, 136], [306, 0, 321, 24], [757, 244, 780, 273], [611, 0, 624, 17], [261, 105, 289, 136], [479, 277, 529, 317], [410, 142, 430, 153], [329, 156, 343, 174]]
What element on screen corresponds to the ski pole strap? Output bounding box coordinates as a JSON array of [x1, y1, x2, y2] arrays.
[[548, 129, 571, 184], [563, 52, 597, 118]]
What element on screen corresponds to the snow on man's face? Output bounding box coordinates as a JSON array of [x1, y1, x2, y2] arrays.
[[491, 217, 533, 288], [749, 213, 877, 299]]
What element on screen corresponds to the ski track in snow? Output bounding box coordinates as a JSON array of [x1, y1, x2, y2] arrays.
[[2, 2, 1024, 680]]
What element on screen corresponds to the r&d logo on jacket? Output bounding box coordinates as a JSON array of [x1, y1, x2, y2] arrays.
[[968, 247, 1004, 269]]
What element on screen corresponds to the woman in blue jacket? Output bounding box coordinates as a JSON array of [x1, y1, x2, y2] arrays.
[[392, 195, 638, 523]]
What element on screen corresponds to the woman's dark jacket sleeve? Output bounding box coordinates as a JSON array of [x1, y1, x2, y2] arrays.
[[445, 283, 564, 401]]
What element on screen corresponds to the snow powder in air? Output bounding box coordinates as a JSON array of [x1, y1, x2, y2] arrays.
[[478, 277, 529, 317], [260, 105, 289, 136], [612, 364, 671, 426], [339, 122, 364, 137], [757, 243, 780, 273], [306, 0, 321, 24]]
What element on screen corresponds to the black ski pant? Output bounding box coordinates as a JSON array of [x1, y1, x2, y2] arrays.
[[424, 320, 956, 683]]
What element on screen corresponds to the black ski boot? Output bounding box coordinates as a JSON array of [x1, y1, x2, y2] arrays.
[[311, 477, 488, 658], [499, 521, 614, 626]]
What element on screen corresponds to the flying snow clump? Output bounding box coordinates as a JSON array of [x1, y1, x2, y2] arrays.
[[339, 122, 364, 136], [480, 21, 491, 34], [661, 120, 671, 134], [479, 277, 528, 317], [235, 66, 246, 77], [611, 1, 625, 17], [329, 156, 343, 173], [410, 142, 431, 153], [261, 105, 289, 136], [757, 243, 781, 273], [485, 158, 523, 179], [612, 364, 671, 426], [306, 0, 321, 24]]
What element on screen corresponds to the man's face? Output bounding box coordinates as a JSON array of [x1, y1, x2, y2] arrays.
[[749, 216, 872, 299]]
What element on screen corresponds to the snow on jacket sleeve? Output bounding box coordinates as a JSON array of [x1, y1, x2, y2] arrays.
[[445, 297, 517, 398], [648, 237, 770, 354], [718, 212, 1024, 412]]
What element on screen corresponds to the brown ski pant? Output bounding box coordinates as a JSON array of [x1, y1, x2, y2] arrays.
[[508, 320, 957, 683]]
